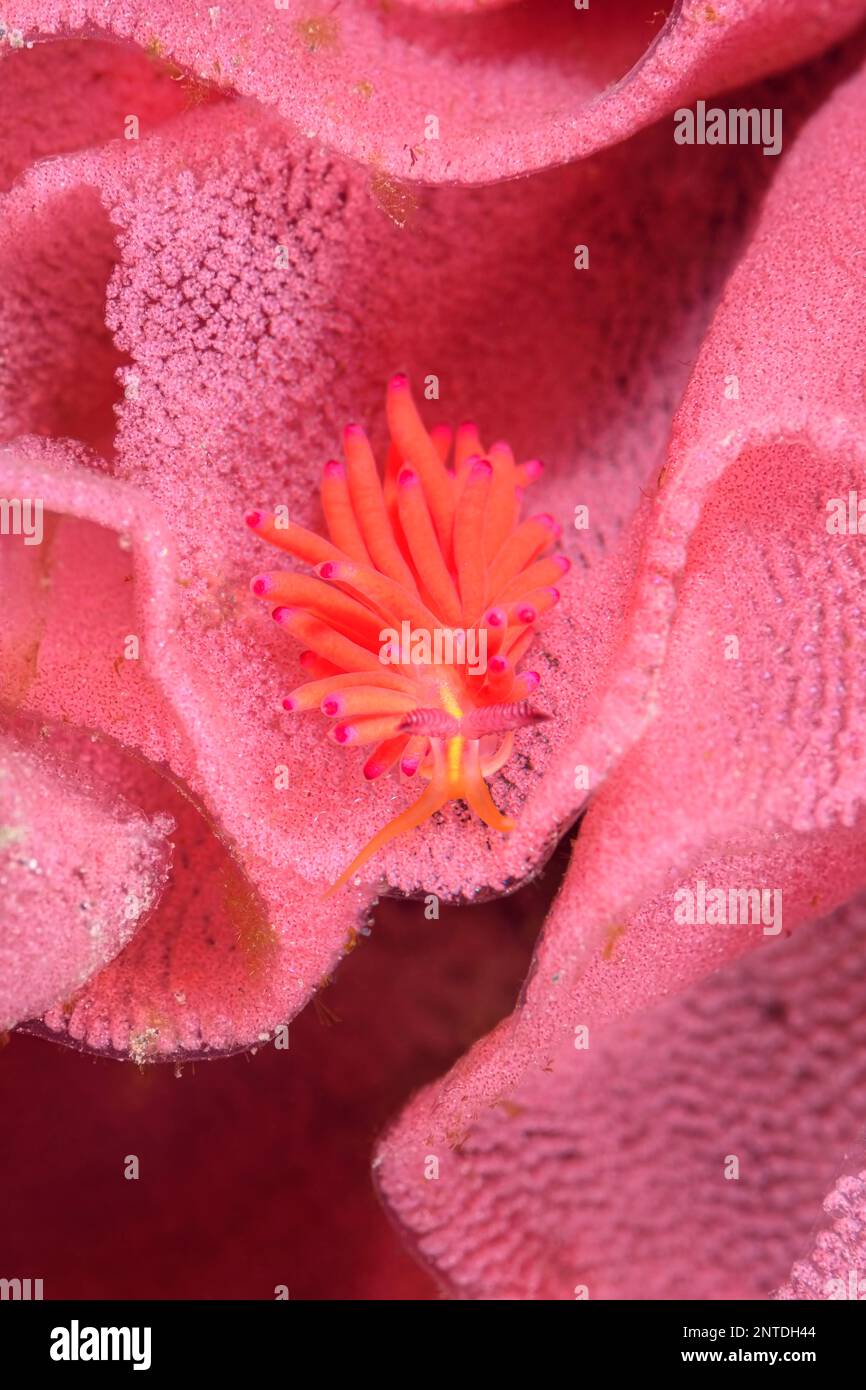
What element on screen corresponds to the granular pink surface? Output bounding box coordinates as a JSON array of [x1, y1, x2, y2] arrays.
[[6, 0, 866, 181], [2, 0, 866, 1302], [376, 894, 866, 1299], [0, 726, 172, 1031]]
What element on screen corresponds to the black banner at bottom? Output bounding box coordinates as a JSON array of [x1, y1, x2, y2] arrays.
[[0, 1298, 858, 1374]]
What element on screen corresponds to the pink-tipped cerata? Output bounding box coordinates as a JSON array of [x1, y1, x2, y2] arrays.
[[247, 376, 565, 891]]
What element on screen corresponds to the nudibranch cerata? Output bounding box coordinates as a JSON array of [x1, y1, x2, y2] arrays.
[[246, 374, 567, 892]]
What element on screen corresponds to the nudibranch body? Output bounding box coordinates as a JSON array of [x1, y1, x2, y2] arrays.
[[247, 374, 567, 892]]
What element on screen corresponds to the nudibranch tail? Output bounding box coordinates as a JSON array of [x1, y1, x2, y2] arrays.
[[247, 375, 566, 892]]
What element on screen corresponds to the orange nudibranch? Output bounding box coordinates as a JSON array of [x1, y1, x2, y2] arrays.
[[246, 374, 567, 893]]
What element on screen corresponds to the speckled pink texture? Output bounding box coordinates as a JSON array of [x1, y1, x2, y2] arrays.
[[0, 725, 172, 1030], [0, 437, 351, 1055], [3, 0, 866, 182], [374, 55, 866, 1270], [1, 90, 787, 922], [376, 894, 866, 1299], [0, 38, 192, 194], [776, 1164, 866, 1300], [1, 0, 865, 1316]]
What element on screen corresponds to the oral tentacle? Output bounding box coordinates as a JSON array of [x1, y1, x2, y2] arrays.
[[457, 740, 516, 834], [397, 468, 463, 625], [316, 559, 440, 635], [363, 736, 410, 782], [252, 572, 384, 648], [343, 422, 418, 591], [298, 650, 341, 680], [515, 458, 544, 486], [485, 513, 560, 594], [245, 510, 346, 568], [271, 608, 382, 673], [320, 459, 373, 565], [507, 588, 559, 627], [325, 758, 451, 896], [484, 444, 519, 561], [496, 553, 571, 607], [400, 736, 428, 778], [283, 670, 416, 713], [429, 423, 453, 464], [386, 372, 454, 546], [330, 715, 405, 747], [454, 457, 493, 624], [455, 422, 483, 474], [322, 687, 416, 719], [480, 731, 514, 779]]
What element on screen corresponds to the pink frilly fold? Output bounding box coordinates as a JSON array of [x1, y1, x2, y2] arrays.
[[0, 724, 172, 1031], [374, 55, 866, 1294], [376, 894, 866, 1298], [4, 0, 866, 181], [1, 0, 866, 1303]]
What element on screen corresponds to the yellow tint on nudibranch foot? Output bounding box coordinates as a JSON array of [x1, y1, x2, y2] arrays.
[[246, 374, 568, 893]]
